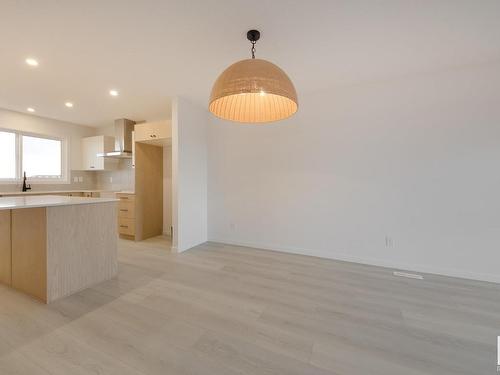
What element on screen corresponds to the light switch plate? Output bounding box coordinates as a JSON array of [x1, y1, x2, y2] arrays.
[[78, 176, 83, 182], [73, 177, 78, 182]]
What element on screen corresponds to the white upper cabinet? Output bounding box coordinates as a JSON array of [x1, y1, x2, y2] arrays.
[[134, 120, 171, 145], [81, 136, 117, 171]]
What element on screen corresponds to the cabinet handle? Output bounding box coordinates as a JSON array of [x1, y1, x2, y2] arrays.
[[90, 166, 95, 169], [120, 209, 128, 212], [119, 197, 128, 200], [120, 225, 128, 228]]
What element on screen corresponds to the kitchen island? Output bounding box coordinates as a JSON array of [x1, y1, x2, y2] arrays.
[[0, 195, 118, 303]]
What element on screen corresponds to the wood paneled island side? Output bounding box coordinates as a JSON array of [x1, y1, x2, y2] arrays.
[[0, 195, 118, 303]]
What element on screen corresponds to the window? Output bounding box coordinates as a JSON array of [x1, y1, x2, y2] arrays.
[[22, 135, 62, 179], [0, 129, 68, 183]]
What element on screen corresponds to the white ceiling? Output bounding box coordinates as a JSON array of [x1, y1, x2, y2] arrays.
[[1, 0, 499, 127]]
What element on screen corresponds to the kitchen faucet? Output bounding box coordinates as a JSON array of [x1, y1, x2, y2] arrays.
[[22, 172, 31, 192]]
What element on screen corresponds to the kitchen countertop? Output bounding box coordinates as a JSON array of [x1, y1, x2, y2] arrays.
[[0, 195, 119, 210], [0, 189, 115, 196]]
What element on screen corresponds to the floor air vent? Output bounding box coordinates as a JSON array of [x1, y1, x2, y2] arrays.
[[393, 271, 424, 280]]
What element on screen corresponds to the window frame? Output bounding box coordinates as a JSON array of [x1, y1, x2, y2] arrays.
[[0, 129, 19, 183], [0, 127, 69, 184]]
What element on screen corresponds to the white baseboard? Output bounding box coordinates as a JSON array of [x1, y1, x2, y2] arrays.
[[175, 240, 206, 253], [208, 237, 500, 284]]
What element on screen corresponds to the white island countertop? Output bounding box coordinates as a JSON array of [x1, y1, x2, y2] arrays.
[[0, 195, 119, 210], [0, 190, 115, 196]]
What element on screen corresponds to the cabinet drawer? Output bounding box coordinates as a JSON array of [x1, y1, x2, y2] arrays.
[[116, 193, 135, 202], [118, 201, 135, 219], [118, 217, 135, 236]]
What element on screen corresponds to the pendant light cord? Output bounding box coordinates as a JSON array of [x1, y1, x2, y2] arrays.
[[251, 40, 256, 59]]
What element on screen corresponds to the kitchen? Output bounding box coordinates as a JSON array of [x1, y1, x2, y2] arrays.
[[0, 107, 173, 303], [1, 2, 498, 373]]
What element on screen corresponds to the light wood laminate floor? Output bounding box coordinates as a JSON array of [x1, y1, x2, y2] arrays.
[[0, 236, 498, 374]]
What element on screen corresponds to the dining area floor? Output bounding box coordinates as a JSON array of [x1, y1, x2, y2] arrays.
[[0, 236, 497, 374]]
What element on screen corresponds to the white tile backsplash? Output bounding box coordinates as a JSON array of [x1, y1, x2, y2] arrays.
[[0, 170, 97, 193], [0, 160, 134, 193], [96, 159, 135, 192]]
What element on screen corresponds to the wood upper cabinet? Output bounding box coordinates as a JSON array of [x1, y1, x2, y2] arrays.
[[81, 136, 117, 171], [134, 121, 171, 144]]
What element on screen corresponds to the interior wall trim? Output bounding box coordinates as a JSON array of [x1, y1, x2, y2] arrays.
[[208, 238, 500, 284]]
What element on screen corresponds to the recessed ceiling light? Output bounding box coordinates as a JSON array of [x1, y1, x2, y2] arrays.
[[65, 102, 74, 108], [109, 89, 119, 97], [25, 58, 39, 67], [27, 107, 35, 113]]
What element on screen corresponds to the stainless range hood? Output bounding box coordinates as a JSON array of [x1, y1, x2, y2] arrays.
[[97, 118, 135, 159]]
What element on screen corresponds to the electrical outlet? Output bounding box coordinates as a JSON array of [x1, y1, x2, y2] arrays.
[[385, 235, 394, 248], [109, 177, 113, 183], [78, 176, 83, 182], [73, 176, 78, 183]]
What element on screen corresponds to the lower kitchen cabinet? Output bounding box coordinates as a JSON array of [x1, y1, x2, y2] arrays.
[[0, 208, 48, 302], [11, 208, 47, 301], [0, 211, 11, 286], [117, 193, 136, 239]]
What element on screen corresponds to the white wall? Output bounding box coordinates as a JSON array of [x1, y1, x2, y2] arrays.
[[95, 124, 115, 138], [208, 62, 500, 283], [172, 97, 208, 252], [163, 145, 172, 235], [0, 108, 96, 171]]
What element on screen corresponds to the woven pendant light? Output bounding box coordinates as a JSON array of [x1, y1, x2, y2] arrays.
[[209, 30, 298, 123]]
